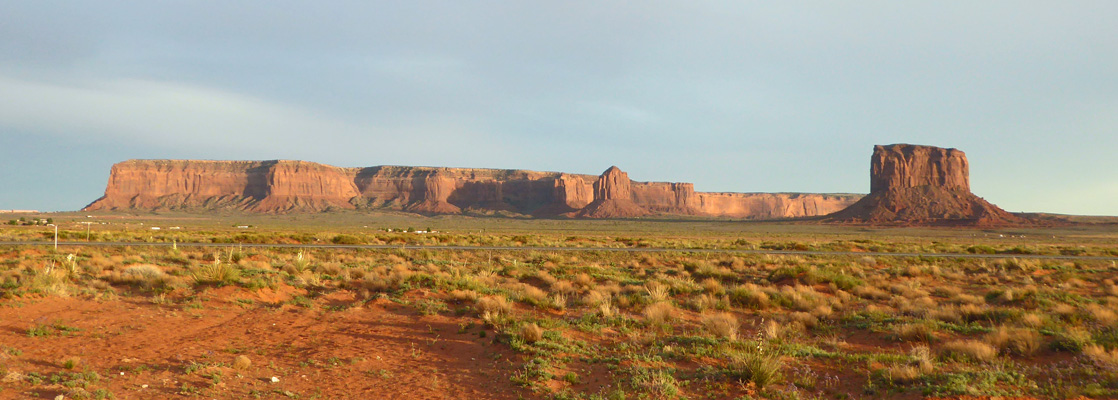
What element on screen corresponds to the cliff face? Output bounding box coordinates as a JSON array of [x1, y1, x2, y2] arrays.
[[696, 192, 859, 219], [84, 160, 359, 213], [827, 144, 1022, 226], [871, 144, 969, 192], [85, 160, 861, 219], [578, 167, 650, 218]]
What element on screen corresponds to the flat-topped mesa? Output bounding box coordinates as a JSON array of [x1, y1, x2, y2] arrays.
[[252, 161, 359, 212], [84, 160, 357, 212], [871, 144, 969, 192], [826, 144, 1023, 226], [84, 159, 862, 219]]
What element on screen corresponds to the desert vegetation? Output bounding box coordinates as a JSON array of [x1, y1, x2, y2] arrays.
[[1, 218, 1117, 399]]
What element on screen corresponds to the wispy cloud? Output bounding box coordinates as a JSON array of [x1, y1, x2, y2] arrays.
[[0, 75, 361, 152]]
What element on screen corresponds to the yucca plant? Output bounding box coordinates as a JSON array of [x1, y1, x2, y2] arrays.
[[192, 253, 240, 285]]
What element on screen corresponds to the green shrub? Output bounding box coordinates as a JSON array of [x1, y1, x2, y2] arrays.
[[192, 262, 240, 285], [728, 345, 783, 389], [331, 234, 363, 245]]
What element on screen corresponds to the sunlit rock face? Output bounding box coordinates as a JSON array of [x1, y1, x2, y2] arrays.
[[85, 160, 861, 219], [827, 144, 1024, 226]]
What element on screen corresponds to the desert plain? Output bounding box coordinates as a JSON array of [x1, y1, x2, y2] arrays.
[[1, 211, 1117, 400]]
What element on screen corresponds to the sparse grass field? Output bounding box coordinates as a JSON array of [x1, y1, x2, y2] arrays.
[[0, 213, 1116, 399]]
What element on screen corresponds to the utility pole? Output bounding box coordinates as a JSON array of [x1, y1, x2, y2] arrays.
[[51, 224, 57, 250]]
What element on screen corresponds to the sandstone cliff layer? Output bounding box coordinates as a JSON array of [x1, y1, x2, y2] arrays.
[[826, 144, 1022, 226], [578, 166, 649, 218], [84, 160, 861, 219]]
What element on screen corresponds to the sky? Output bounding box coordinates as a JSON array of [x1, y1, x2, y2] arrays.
[[1, 1, 1115, 215]]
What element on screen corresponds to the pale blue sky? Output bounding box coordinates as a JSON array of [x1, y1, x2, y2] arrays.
[[1, 2, 1115, 215]]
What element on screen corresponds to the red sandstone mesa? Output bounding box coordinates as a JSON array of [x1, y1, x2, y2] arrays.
[[577, 166, 650, 218], [826, 144, 1024, 226], [84, 160, 860, 219]]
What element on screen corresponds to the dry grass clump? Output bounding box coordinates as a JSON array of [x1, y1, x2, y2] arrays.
[[447, 289, 479, 303], [317, 262, 343, 276], [911, 345, 935, 372], [940, 340, 998, 362], [810, 305, 834, 319], [787, 312, 818, 330], [761, 319, 783, 340], [233, 355, 252, 370], [59, 356, 82, 370], [854, 285, 890, 300], [519, 323, 544, 343], [957, 304, 987, 322], [574, 273, 594, 288], [701, 278, 724, 295], [1084, 303, 1118, 326], [889, 283, 929, 299], [728, 284, 770, 310], [549, 293, 567, 310], [894, 296, 936, 317], [701, 312, 739, 340], [953, 293, 986, 306], [893, 323, 937, 343], [1052, 327, 1095, 352], [985, 326, 1043, 356], [551, 280, 576, 295], [1051, 303, 1078, 321], [111, 264, 170, 288], [533, 270, 558, 287], [643, 301, 676, 325], [582, 290, 610, 307], [518, 285, 548, 304], [597, 299, 619, 318], [645, 282, 670, 302], [882, 364, 923, 382], [1019, 312, 1045, 328], [773, 285, 821, 311], [1084, 345, 1118, 368], [932, 285, 961, 298], [883, 345, 935, 382], [476, 295, 513, 316]]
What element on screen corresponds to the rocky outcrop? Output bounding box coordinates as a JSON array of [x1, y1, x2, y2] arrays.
[[405, 170, 461, 214], [533, 174, 593, 215], [871, 144, 969, 192], [826, 144, 1023, 226], [696, 192, 859, 219], [251, 161, 359, 212], [578, 167, 650, 218], [85, 159, 862, 219], [83, 160, 356, 212]]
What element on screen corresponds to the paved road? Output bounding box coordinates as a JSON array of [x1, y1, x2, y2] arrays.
[[2, 241, 1116, 261]]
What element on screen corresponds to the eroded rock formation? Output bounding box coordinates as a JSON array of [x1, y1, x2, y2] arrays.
[[84, 160, 357, 213], [826, 144, 1023, 226], [578, 167, 650, 218], [85, 160, 862, 219], [871, 144, 970, 192]]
